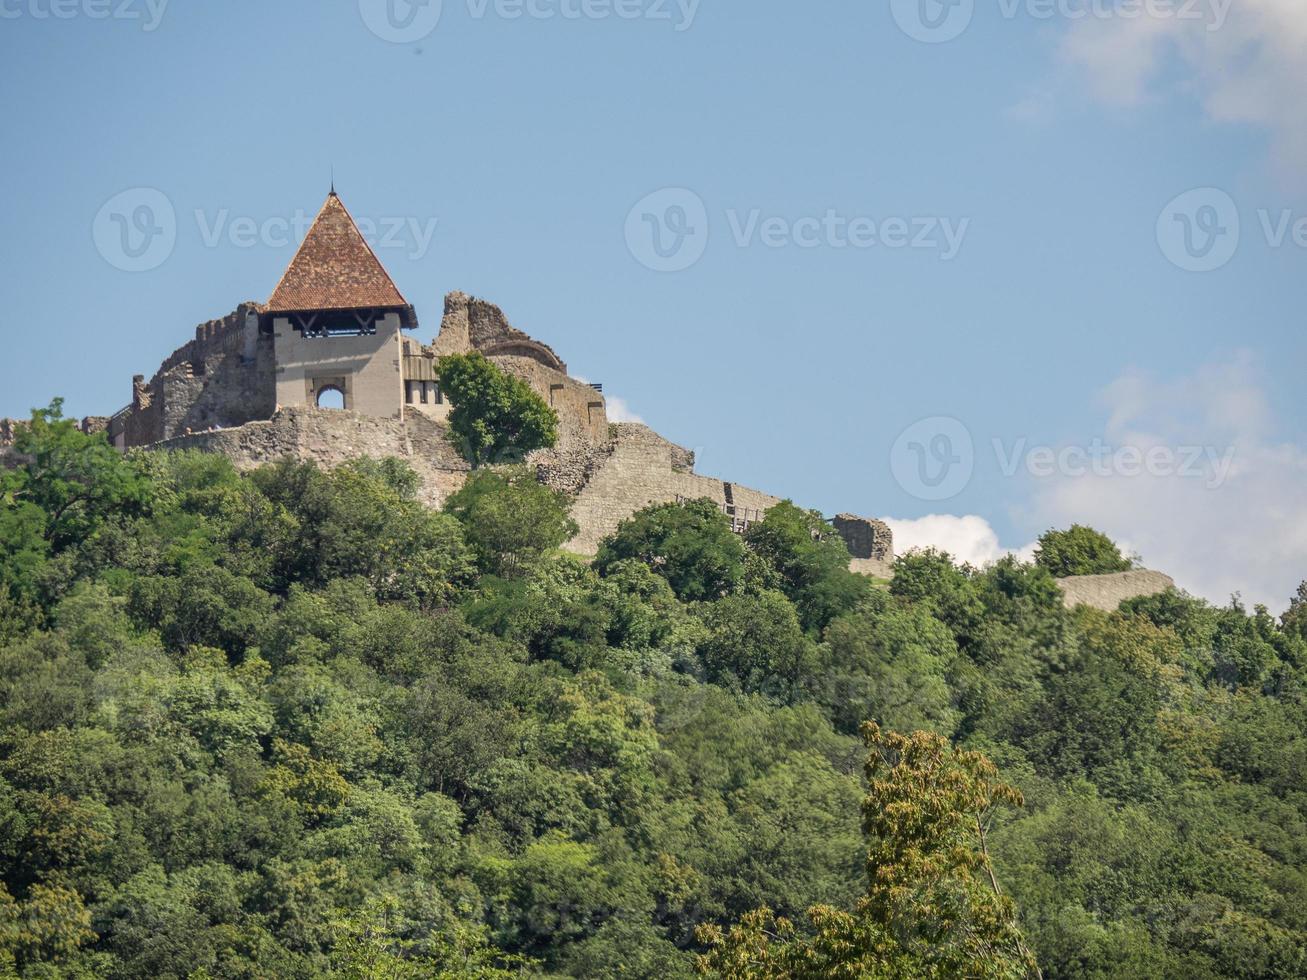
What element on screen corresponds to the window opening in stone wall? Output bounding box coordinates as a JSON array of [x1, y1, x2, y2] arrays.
[[297, 311, 379, 338], [316, 386, 345, 410]]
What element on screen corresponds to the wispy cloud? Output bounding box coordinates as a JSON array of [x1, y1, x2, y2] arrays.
[[604, 393, 645, 425], [1018, 355, 1307, 612], [1042, 0, 1307, 182]]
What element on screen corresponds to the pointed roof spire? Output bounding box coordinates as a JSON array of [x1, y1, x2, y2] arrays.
[[266, 192, 408, 314]]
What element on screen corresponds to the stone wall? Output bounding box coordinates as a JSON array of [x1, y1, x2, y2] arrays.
[[1, 416, 112, 446], [562, 422, 781, 555], [832, 514, 894, 561], [112, 303, 276, 447], [1055, 570, 1176, 612], [432, 291, 568, 373], [425, 291, 608, 451], [849, 557, 894, 580], [152, 407, 470, 508], [490, 355, 609, 450], [533, 442, 616, 496]]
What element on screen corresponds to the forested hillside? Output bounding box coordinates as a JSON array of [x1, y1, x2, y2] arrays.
[[1, 404, 1304, 978]]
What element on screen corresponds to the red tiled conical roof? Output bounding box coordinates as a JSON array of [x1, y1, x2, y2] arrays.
[[266, 192, 408, 313]]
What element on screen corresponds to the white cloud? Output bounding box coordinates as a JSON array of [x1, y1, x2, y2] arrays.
[[1018, 355, 1307, 613], [604, 393, 645, 425], [1053, 0, 1307, 180], [573, 376, 645, 425], [883, 514, 1036, 568]]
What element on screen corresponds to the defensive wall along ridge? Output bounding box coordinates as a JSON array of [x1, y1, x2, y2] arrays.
[[0, 189, 1173, 606]]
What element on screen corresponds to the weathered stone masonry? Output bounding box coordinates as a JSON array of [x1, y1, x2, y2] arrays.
[[111, 303, 274, 447], [7, 189, 906, 569], [1, 187, 1191, 607]]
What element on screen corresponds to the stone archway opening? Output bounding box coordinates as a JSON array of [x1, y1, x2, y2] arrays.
[[316, 385, 345, 410]]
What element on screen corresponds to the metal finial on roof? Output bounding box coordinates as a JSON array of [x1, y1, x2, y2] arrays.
[[330, 166, 336, 197]]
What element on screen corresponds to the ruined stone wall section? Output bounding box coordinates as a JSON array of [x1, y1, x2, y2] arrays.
[[123, 375, 164, 447], [424, 292, 601, 447], [431, 292, 568, 374], [488, 355, 609, 450], [113, 303, 276, 446], [533, 442, 616, 496], [832, 514, 894, 562], [152, 407, 471, 508], [1055, 570, 1176, 611], [155, 303, 261, 377], [562, 423, 781, 555]]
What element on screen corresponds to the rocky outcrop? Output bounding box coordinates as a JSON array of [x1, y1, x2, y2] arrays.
[[1056, 570, 1176, 611]]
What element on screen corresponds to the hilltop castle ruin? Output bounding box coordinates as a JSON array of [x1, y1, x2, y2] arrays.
[[5, 191, 895, 569]]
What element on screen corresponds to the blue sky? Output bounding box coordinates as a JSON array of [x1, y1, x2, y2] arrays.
[[1, 0, 1304, 608]]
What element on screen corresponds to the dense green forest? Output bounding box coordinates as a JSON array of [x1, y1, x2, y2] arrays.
[[1, 403, 1305, 978]]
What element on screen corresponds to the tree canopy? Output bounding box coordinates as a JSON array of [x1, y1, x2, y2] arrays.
[[436, 353, 559, 468], [1, 414, 1305, 978], [1034, 524, 1133, 577]]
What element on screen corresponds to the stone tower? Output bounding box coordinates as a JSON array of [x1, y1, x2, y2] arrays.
[[261, 191, 419, 418]]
